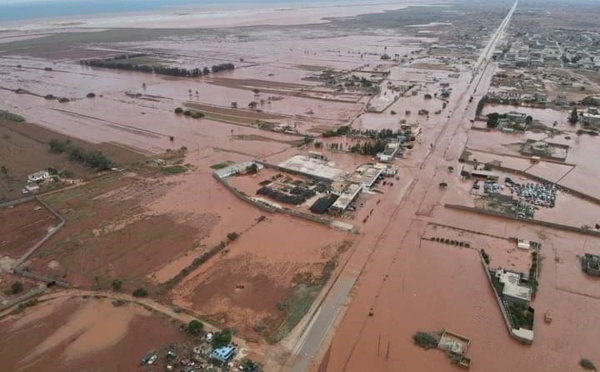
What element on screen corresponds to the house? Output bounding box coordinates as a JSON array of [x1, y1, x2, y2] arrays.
[[581, 108, 600, 126], [27, 170, 50, 183], [209, 345, 236, 364], [495, 269, 532, 304]]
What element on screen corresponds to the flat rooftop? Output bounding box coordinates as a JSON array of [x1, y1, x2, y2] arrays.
[[278, 155, 344, 181], [331, 183, 362, 210], [496, 269, 532, 302], [349, 165, 383, 188]]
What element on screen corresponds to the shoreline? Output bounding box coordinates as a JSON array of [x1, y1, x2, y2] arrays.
[[0, 1, 433, 32]]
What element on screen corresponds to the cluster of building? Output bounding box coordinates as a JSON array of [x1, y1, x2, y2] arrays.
[[276, 153, 396, 217], [139, 334, 250, 372], [500, 28, 600, 71]]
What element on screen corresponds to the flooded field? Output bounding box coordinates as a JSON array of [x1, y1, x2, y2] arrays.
[[1, 1, 599, 371], [0, 296, 189, 371]]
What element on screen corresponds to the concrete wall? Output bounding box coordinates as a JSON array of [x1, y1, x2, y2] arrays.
[[445, 204, 600, 237]]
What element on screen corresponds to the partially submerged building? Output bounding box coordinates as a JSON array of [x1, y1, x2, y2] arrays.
[[581, 253, 600, 276], [349, 164, 383, 189], [581, 108, 600, 127], [278, 155, 344, 182], [329, 183, 362, 215], [495, 269, 532, 304], [460, 163, 499, 181]]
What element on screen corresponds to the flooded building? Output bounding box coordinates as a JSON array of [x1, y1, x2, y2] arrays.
[[329, 183, 362, 215], [460, 164, 499, 181], [495, 269, 532, 304], [278, 155, 344, 181], [581, 108, 600, 127], [349, 164, 383, 189], [581, 253, 600, 276]]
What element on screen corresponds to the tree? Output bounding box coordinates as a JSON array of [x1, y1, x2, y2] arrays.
[[132, 288, 148, 297], [0, 165, 7, 178], [10, 281, 24, 294], [227, 232, 240, 241], [580, 358, 597, 371], [212, 328, 233, 349], [111, 279, 122, 291], [246, 163, 258, 174], [187, 320, 204, 336], [525, 116, 533, 124], [569, 107, 579, 124]]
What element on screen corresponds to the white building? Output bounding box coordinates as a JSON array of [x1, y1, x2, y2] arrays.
[[495, 269, 532, 304], [329, 183, 362, 215], [27, 170, 50, 183], [581, 108, 600, 127]]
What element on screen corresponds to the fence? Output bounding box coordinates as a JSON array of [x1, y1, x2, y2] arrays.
[[479, 254, 534, 345]]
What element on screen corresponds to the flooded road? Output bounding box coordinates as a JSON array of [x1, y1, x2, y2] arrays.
[[283, 3, 599, 371]]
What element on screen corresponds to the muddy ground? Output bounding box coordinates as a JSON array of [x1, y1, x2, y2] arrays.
[[0, 200, 59, 259], [0, 296, 188, 372]]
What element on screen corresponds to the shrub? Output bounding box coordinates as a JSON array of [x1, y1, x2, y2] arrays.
[[580, 358, 596, 371], [86, 92, 96, 98], [412, 331, 438, 349], [183, 110, 192, 116], [0, 110, 25, 122], [227, 232, 240, 241], [132, 288, 148, 297], [174, 107, 184, 114], [10, 281, 24, 294], [187, 320, 204, 336], [162, 166, 187, 174], [45, 94, 55, 100], [191, 111, 205, 119], [111, 279, 122, 291], [58, 97, 70, 103]]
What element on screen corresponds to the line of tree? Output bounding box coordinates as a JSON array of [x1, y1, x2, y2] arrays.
[[81, 55, 234, 77], [349, 139, 387, 156], [49, 139, 115, 171], [569, 107, 579, 124]]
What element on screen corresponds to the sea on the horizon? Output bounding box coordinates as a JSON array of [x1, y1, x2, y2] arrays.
[[0, 0, 371, 22]]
